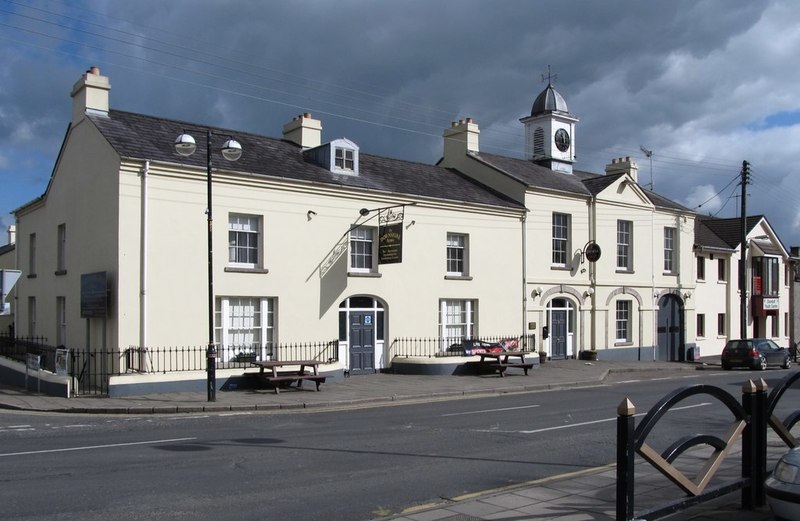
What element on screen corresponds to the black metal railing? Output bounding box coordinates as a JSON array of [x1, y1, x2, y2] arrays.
[[0, 334, 56, 371], [389, 335, 528, 358], [0, 335, 339, 396], [122, 340, 339, 373], [616, 371, 800, 521]]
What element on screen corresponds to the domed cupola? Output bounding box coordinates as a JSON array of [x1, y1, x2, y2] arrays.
[[530, 83, 570, 116], [520, 77, 579, 174]]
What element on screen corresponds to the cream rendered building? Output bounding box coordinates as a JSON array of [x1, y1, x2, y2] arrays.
[[9, 67, 795, 396], [0, 226, 17, 336], [12, 67, 526, 390], [439, 83, 697, 361], [693, 216, 791, 357]]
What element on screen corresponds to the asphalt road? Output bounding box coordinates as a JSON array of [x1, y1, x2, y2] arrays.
[[0, 369, 796, 520]]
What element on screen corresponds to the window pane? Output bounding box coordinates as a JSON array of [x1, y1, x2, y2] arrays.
[[350, 228, 374, 270], [664, 227, 675, 272], [440, 299, 476, 346], [552, 213, 568, 265], [617, 221, 631, 270], [615, 301, 630, 341], [228, 214, 259, 266], [447, 233, 466, 274]]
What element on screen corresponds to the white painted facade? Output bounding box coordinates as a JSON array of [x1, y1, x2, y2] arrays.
[[12, 68, 525, 376], [6, 67, 798, 392]]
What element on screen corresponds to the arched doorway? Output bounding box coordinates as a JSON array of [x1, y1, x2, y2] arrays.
[[657, 294, 684, 361], [546, 298, 575, 359], [339, 296, 384, 374]]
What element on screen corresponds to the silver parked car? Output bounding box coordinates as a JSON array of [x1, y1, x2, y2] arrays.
[[766, 447, 800, 520]]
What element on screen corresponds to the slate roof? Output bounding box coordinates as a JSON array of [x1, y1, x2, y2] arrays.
[[473, 152, 691, 213], [0, 242, 15, 257], [697, 215, 764, 249], [471, 152, 592, 196], [87, 110, 524, 211], [694, 219, 735, 251]]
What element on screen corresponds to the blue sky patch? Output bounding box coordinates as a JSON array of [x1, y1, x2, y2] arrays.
[[749, 109, 800, 130]]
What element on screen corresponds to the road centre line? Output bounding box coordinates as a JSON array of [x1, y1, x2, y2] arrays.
[[0, 437, 197, 458], [442, 404, 541, 417], [474, 402, 711, 434]]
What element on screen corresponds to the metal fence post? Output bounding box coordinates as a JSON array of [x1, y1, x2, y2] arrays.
[[754, 378, 769, 507], [741, 379, 756, 510], [617, 398, 636, 521]]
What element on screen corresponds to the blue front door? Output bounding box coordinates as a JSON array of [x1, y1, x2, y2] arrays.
[[349, 311, 375, 374]]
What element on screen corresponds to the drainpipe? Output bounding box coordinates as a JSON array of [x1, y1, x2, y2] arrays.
[[590, 197, 597, 352], [140, 160, 149, 370], [651, 207, 656, 361], [521, 212, 528, 349]]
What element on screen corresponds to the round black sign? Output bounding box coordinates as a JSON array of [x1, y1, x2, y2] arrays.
[[585, 242, 602, 263]]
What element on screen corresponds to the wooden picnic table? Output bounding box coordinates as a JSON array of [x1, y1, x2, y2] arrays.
[[474, 351, 534, 377], [252, 360, 326, 393]]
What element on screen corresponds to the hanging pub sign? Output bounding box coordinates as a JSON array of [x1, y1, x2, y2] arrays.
[[378, 207, 404, 264]]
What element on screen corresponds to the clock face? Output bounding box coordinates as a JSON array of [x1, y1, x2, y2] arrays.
[[554, 128, 571, 152]]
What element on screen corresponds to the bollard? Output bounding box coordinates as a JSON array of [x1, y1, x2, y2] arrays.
[[616, 398, 636, 521]]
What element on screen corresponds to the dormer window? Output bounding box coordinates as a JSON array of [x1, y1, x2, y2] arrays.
[[335, 147, 355, 171], [303, 138, 360, 175], [331, 139, 358, 174]]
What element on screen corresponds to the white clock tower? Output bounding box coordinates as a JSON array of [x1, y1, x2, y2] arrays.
[[520, 82, 578, 174]]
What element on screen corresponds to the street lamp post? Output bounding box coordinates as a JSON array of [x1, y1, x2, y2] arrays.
[[175, 129, 242, 401]]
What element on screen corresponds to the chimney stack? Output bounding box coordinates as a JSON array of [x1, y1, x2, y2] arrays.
[[71, 66, 110, 124], [443, 117, 480, 159], [7, 225, 15, 245], [605, 156, 638, 183], [283, 112, 322, 149]]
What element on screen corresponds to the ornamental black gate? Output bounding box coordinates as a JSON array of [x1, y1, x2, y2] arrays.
[[616, 371, 800, 521]]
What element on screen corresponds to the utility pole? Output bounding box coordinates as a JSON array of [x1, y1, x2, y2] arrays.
[[739, 160, 750, 339]]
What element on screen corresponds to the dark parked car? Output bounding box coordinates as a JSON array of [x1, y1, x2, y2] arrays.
[[766, 447, 800, 520], [720, 338, 792, 370]]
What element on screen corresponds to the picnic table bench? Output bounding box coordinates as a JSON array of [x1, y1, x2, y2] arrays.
[[475, 351, 535, 377], [252, 360, 326, 394]]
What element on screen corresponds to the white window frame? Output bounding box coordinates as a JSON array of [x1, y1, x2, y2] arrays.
[[663, 227, 676, 273], [439, 299, 476, 347], [697, 256, 705, 281], [57, 223, 66, 273], [615, 300, 631, 343], [228, 214, 261, 269], [334, 147, 355, 171], [446, 233, 469, 276], [215, 296, 276, 360], [349, 226, 377, 273], [617, 220, 632, 271], [56, 296, 66, 346], [552, 213, 570, 267]]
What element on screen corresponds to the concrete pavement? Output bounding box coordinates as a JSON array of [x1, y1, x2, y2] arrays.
[[0, 357, 783, 520]]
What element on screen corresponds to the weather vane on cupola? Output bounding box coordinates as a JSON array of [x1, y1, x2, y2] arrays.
[[541, 65, 557, 86]]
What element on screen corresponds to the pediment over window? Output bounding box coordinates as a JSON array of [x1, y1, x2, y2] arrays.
[[303, 138, 360, 175]]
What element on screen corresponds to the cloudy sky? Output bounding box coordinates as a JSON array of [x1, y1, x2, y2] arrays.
[[1, 0, 799, 248]]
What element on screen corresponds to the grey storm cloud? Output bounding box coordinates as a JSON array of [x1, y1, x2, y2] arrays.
[[1, 0, 799, 245]]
